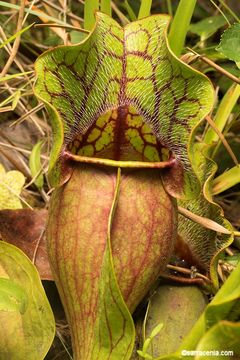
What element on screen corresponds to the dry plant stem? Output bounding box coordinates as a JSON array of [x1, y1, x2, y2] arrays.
[[219, 260, 235, 273], [0, 0, 25, 77], [0, 146, 30, 178], [161, 274, 204, 286], [18, 156, 33, 179], [22, 0, 38, 25], [2, 12, 16, 27], [217, 263, 226, 282], [0, 131, 31, 176], [32, 229, 45, 265], [56, 329, 73, 360], [34, 23, 90, 33], [10, 103, 45, 127], [199, 56, 240, 85], [111, 1, 130, 24], [187, 48, 240, 85], [62, 0, 68, 45], [42, 0, 83, 22], [218, 0, 240, 22], [0, 106, 12, 113], [0, 180, 33, 209], [167, 264, 211, 283], [178, 205, 233, 235], [24, 160, 50, 204], [205, 115, 239, 166], [39, 188, 49, 203], [0, 142, 49, 160], [225, 247, 234, 256], [209, 0, 231, 25], [0, 27, 30, 84], [3, 83, 45, 135]]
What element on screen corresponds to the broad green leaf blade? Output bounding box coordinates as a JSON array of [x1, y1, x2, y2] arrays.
[[212, 164, 240, 195], [157, 263, 240, 359], [168, 0, 196, 56], [0, 278, 28, 313], [189, 15, 227, 42], [138, 0, 152, 19], [84, 0, 99, 30], [0, 241, 55, 360], [123, 1, 137, 21], [34, 12, 214, 199], [217, 23, 240, 62], [29, 140, 44, 189], [178, 261, 240, 352], [224, 254, 240, 267], [204, 83, 240, 145], [0, 164, 25, 210], [196, 321, 240, 357], [101, 0, 111, 16], [70, 30, 88, 44]]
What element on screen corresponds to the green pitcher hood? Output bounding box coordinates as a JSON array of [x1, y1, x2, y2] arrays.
[[34, 12, 214, 198]]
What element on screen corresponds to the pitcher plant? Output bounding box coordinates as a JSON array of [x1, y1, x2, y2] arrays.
[[34, 12, 214, 359]]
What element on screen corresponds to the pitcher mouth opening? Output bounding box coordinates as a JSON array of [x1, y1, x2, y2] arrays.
[[62, 150, 176, 169], [64, 104, 176, 169]]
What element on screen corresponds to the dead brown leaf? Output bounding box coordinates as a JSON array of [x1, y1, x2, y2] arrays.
[[0, 208, 53, 280]]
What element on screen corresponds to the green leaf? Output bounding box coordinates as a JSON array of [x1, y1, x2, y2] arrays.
[[138, 0, 152, 19], [101, 0, 111, 16], [11, 89, 21, 110], [0, 241, 55, 359], [0, 71, 33, 83], [0, 90, 21, 111], [137, 350, 154, 360], [123, 1, 137, 21], [29, 140, 44, 189], [0, 23, 34, 50], [212, 164, 240, 195], [178, 261, 240, 352], [217, 23, 240, 62], [196, 321, 240, 356], [149, 323, 164, 340], [0, 278, 28, 313], [168, 0, 197, 56], [35, 12, 214, 200], [190, 15, 227, 41], [138, 323, 163, 359], [84, 0, 99, 30], [225, 254, 240, 267], [204, 83, 240, 145], [70, 30, 88, 44], [0, 164, 25, 210]]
